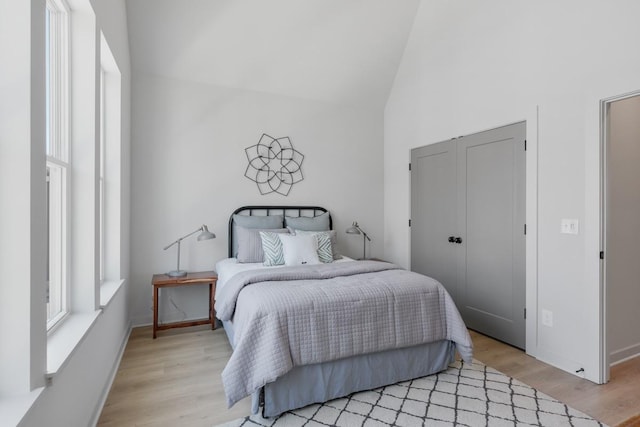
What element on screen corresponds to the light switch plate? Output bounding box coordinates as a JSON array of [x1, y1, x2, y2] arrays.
[[560, 218, 579, 235]]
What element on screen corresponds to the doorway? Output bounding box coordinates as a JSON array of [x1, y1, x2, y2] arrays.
[[601, 91, 640, 382]]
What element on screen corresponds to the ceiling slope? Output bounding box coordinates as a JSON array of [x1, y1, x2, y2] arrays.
[[126, 0, 420, 107]]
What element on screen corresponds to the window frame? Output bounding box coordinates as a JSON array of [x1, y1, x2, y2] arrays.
[[45, 0, 71, 331], [99, 33, 123, 292], [99, 66, 106, 285]]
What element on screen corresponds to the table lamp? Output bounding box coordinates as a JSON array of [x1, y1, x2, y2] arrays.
[[346, 221, 371, 260], [164, 224, 215, 277]]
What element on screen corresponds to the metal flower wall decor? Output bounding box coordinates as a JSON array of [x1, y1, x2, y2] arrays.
[[244, 134, 304, 196]]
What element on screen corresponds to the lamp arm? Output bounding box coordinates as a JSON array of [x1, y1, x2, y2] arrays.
[[356, 225, 372, 242], [163, 226, 203, 251]]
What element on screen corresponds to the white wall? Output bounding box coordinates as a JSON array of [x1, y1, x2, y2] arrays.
[[384, 0, 640, 383], [130, 74, 384, 325]]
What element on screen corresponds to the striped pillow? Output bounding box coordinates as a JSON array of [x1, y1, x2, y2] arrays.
[[260, 231, 286, 266], [315, 233, 333, 263]]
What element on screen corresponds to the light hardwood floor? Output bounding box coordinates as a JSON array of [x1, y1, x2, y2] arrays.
[[98, 326, 640, 427]]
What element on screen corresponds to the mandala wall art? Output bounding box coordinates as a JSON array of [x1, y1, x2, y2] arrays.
[[244, 133, 304, 196]]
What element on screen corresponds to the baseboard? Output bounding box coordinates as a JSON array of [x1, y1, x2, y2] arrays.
[[130, 311, 193, 328], [130, 311, 152, 327], [89, 321, 132, 427], [130, 311, 211, 329], [131, 320, 152, 328], [610, 342, 640, 366], [533, 348, 590, 381]]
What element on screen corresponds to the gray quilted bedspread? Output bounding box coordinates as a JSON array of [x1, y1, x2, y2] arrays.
[[215, 260, 473, 407]]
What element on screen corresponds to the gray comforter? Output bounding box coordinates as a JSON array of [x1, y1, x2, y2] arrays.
[[216, 261, 473, 407]]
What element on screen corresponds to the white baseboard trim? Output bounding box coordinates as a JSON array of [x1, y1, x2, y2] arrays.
[[130, 314, 211, 329], [90, 322, 132, 427], [533, 348, 590, 381], [610, 342, 640, 366], [131, 318, 152, 328]]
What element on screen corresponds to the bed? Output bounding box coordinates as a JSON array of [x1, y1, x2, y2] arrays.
[[215, 205, 473, 417]]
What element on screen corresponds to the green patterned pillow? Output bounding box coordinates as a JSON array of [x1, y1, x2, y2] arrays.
[[315, 232, 333, 263], [260, 231, 286, 266]]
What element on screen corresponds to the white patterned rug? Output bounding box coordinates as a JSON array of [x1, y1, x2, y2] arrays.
[[217, 360, 606, 427]]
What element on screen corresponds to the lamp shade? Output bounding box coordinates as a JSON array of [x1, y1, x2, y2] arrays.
[[346, 222, 361, 234], [197, 225, 216, 241]]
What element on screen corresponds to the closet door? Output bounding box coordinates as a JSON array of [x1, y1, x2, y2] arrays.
[[457, 122, 526, 349], [410, 141, 458, 301], [410, 122, 526, 349]]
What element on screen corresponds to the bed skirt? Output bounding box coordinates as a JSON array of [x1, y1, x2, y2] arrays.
[[222, 319, 455, 417]]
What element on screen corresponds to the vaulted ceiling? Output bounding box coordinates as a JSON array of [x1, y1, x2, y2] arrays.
[[126, 0, 420, 107]]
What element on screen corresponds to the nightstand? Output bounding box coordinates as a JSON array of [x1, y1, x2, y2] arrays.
[[152, 270, 217, 339]]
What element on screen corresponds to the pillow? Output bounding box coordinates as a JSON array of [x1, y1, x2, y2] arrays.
[[232, 214, 284, 257], [278, 234, 321, 266], [284, 211, 330, 231], [291, 229, 342, 260], [260, 231, 287, 266], [237, 227, 288, 263], [260, 231, 329, 265], [314, 232, 334, 263]]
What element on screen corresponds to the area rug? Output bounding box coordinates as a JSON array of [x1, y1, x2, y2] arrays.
[[217, 360, 607, 427]]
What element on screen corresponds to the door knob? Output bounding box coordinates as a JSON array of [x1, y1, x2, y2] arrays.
[[448, 236, 455, 243], [454, 237, 463, 244]]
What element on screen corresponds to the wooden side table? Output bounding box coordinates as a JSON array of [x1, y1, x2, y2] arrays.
[[152, 270, 217, 339]]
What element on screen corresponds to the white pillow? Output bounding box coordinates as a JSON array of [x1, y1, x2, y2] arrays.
[[291, 229, 341, 260], [278, 234, 321, 266]]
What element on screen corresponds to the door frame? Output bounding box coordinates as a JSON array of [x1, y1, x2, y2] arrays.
[[599, 89, 640, 384]]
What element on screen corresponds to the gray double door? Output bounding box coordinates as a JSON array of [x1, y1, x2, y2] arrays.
[[411, 122, 526, 349]]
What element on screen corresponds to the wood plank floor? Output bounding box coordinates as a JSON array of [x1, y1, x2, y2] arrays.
[[98, 326, 640, 427]]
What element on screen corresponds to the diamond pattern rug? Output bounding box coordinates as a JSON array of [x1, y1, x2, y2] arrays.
[[217, 360, 607, 427]]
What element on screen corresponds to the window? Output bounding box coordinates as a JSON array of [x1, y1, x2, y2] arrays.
[[45, 0, 70, 329], [99, 33, 123, 293]]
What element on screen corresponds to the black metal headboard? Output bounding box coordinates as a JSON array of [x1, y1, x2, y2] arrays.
[[228, 205, 332, 257]]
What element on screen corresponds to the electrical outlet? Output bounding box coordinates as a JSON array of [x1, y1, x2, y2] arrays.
[[542, 309, 553, 327]]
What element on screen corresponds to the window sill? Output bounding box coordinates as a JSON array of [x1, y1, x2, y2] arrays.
[[100, 279, 125, 308], [0, 387, 44, 427], [46, 311, 101, 378], [47, 279, 125, 378]]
